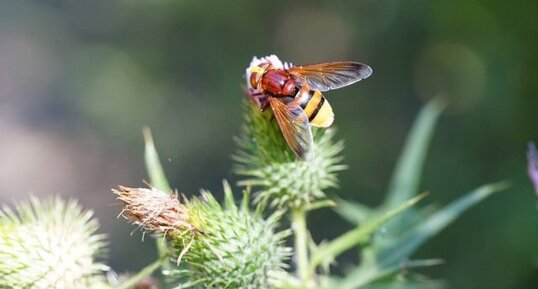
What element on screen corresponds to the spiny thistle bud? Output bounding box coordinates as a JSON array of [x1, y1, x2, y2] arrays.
[[113, 183, 291, 289], [0, 196, 109, 289], [234, 102, 346, 208]]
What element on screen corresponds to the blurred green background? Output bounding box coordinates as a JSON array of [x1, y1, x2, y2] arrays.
[[0, 0, 537, 288]]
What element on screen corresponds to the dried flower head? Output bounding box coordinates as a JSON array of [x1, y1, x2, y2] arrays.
[[113, 186, 193, 234], [0, 196, 109, 289]]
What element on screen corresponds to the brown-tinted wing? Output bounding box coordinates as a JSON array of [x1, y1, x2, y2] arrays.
[[288, 61, 372, 92], [269, 97, 313, 160]]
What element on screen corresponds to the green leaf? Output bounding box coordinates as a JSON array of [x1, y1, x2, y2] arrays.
[[336, 258, 443, 289], [334, 198, 374, 225], [142, 127, 173, 289], [378, 182, 509, 267], [143, 127, 171, 192], [309, 193, 427, 271], [335, 182, 507, 289], [384, 98, 446, 208]]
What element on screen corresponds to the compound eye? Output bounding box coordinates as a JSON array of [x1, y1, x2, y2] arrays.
[[250, 71, 260, 88]]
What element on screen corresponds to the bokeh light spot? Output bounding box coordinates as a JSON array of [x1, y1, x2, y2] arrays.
[[414, 43, 486, 112]]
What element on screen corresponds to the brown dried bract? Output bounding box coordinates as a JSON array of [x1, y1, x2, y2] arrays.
[[112, 186, 194, 234]]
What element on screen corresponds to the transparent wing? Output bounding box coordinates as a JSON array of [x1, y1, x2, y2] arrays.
[[288, 61, 372, 92], [269, 97, 313, 160]]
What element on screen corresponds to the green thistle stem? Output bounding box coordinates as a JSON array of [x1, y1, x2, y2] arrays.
[[292, 207, 309, 284]]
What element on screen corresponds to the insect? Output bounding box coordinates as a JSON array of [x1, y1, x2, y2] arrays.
[[246, 55, 372, 160]]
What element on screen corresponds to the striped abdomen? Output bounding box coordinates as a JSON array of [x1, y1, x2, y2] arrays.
[[295, 88, 334, 128]]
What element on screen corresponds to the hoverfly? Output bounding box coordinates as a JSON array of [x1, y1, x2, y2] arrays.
[[246, 55, 372, 160]]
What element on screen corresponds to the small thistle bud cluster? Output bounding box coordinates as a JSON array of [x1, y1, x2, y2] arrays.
[[114, 183, 291, 289], [0, 197, 109, 289], [234, 103, 346, 208]]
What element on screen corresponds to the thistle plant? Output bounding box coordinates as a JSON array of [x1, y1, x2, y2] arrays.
[[109, 55, 508, 289], [0, 197, 109, 289]]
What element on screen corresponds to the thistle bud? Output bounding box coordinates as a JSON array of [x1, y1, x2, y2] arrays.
[[0, 197, 109, 289], [234, 103, 346, 208], [114, 183, 291, 288]]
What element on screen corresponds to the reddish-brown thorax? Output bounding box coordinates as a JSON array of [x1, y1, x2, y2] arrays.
[[261, 70, 297, 97]]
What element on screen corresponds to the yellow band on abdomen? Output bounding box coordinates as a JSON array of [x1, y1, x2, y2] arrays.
[[310, 97, 334, 128]]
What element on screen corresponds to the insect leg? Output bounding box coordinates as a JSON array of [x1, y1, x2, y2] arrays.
[[243, 87, 270, 111]]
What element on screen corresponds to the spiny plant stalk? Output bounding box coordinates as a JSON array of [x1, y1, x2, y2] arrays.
[[0, 196, 109, 289], [113, 182, 291, 289], [234, 101, 345, 287]]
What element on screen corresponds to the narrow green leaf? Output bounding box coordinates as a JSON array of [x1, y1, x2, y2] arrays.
[[379, 182, 509, 267], [334, 198, 374, 225], [336, 258, 444, 289], [384, 97, 446, 208], [143, 127, 171, 192], [309, 193, 427, 271], [142, 127, 173, 289], [340, 265, 386, 289], [311, 183, 504, 288]]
